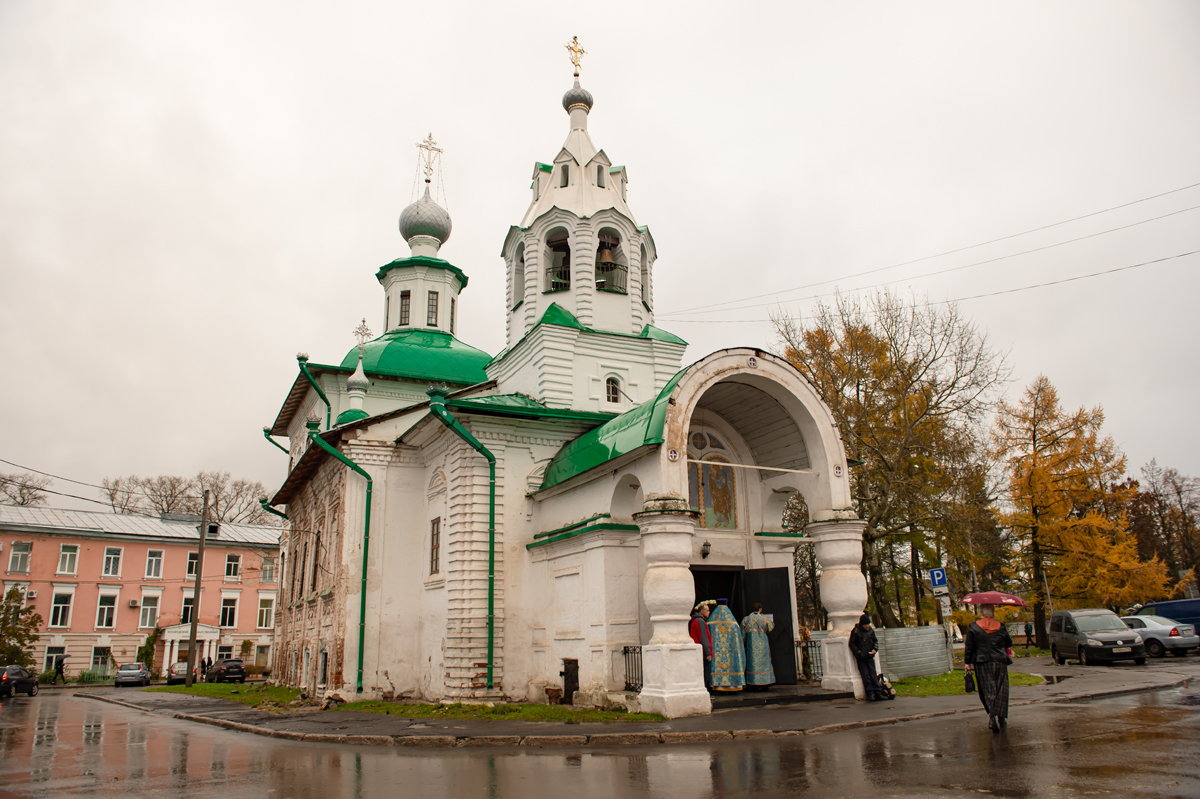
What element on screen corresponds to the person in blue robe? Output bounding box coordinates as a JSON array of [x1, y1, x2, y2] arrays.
[[741, 602, 776, 687], [707, 599, 746, 691]]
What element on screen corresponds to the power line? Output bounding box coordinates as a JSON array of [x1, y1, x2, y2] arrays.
[[659, 180, 1200, 317], [664, 249, 1200, 323]]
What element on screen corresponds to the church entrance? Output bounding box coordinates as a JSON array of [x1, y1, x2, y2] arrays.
[[691, 566, 797, 685]]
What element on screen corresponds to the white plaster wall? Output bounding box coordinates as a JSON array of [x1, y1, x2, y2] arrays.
[[381, 263, 464, 335]]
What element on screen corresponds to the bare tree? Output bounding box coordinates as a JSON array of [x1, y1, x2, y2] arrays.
[[0, 472, 51, 507], [99, 472, 281, 527], [100, 476, 144, 514]]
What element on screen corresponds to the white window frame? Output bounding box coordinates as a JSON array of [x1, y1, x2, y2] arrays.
[[102, 546, 123, 578], [139, 594, 159, 628], [57, 544, 78, 576], [220, 596, 238, 628], [145, 549, 164, 579], [8, 541, 31, 574], [95, 591, 118, 629], [49, 583, 76, 628], [261, 557, 276, 584], [225, 553, 241, 581], [181, 595, 196, 624], [186, 551, 199, 577], [258, 597, 275, 629]]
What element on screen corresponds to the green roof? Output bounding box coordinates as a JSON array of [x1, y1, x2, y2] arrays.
[[537, 162, 554, 173], [639, 324, 687, 345], [446, 394, 616, 424], [538, 302, 586, 330], [335, 408, 370, 425], [375, 255, 469, 289], [539, 367, 689, 491], [339, 329, 491, 385]]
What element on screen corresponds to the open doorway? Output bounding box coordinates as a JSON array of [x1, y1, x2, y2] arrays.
[[691, 565, 798, 685]]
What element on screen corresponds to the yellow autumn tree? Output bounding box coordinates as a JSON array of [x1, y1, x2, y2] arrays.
[[992, 375, 1171, 645]]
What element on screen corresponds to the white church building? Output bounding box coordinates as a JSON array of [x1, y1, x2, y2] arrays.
[[266, 50, 869, 718]]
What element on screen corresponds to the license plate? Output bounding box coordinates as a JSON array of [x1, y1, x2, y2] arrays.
[[1112, 647, 1131, 653]]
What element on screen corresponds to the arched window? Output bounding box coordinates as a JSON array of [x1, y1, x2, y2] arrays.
[[687, 431, 738, 529], [596, 165, 606, 188], [513, 245, 525, 308], [545, 229, 570, 292], [606, 377, 620, 404], [559, 164, 569, 187], [640, 244, 650, 306], [596, 229, 627, 293]]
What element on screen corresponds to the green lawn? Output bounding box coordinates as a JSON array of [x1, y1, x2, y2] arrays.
[[144, 682, 303, 708], [334, 700, 666, 724], [893, 670, 1043, 697]]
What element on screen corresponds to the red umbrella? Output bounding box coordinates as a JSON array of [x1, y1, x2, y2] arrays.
[[961, 591, 1028, 608]]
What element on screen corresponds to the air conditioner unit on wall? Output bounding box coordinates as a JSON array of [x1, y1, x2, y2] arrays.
[[129, 599, 139, 607], [26, 590, 37, 599]]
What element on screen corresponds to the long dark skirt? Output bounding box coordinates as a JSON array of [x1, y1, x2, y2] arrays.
[[975, 661, 1009, 722]]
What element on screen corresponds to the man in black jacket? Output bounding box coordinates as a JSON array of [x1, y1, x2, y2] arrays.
[[849, 613, 883, 701]]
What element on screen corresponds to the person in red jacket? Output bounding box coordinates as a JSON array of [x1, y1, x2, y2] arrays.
[[689, 600, 715, 690]]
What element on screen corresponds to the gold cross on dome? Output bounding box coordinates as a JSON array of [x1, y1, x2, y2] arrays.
[[353, 318, 373, 352], [565, 36, 586, 75], [415, 133, 442, 181]]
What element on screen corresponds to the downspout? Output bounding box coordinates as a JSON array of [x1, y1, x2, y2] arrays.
[[262, 427, 290, 454], [258, 498, 289, 521], [306, 422, 372, 694], [427, 386, 496, 689], [297, 354, 331, 431]]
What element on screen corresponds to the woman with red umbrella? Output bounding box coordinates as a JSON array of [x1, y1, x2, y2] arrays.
[[963, 591, 1024, 733]]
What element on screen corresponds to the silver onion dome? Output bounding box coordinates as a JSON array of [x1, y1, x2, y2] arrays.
[[562, 78, 593, 113], [399, 184, 452, 244], [347, 353, 370, 392]]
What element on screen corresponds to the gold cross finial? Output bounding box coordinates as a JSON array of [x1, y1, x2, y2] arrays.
[[415, 133, 442, 183], [353, 318, 373, 353], [565, 36, 586, 76]]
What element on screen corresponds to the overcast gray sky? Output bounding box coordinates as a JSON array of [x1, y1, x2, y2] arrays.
[[2, 1, 1198, 509]]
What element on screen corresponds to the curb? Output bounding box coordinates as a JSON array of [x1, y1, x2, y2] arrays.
[[76, 677, 1192, 749]]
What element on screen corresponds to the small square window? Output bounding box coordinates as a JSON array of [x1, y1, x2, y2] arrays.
[[8, 542, 31, 573], [57, 545, 78, 575]]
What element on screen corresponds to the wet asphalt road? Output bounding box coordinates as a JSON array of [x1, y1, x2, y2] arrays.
[[1, 689, 1198, 798]]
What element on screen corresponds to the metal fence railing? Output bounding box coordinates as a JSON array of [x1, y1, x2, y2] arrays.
[[797, 640, 824, 681], [623, 646, 643, 692]]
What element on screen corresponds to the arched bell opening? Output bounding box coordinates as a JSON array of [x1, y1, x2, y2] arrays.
[[544, 228, 571, 292], [610, 474, 643, 523], [595, 228, 628, 294], [512, 242, 526, 309]]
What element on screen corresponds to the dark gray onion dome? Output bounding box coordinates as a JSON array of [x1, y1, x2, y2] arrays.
[[399, 184, 452, 244], [562, 78, 594, 113]]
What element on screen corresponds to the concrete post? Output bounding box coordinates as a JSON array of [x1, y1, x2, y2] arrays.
[[634, 496, 711, 718], [807, 518, 870, 697]]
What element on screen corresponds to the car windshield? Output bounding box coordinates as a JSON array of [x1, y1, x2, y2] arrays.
[[1076, 614, 1127, 632]]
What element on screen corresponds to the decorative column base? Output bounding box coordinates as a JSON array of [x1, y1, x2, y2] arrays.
[[638, 643, 712, 718], [820, 637, 869, 698]]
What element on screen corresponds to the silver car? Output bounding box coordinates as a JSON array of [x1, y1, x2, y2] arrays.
[[114, 663, 151, 687], [1121, 615, 1198, 658]]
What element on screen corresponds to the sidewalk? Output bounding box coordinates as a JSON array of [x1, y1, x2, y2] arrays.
[[75, 656, 1195, 749]]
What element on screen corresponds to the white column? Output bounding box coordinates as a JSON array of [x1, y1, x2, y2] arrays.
[[807, 519, 869, 697], [635, 496, 711, 718]]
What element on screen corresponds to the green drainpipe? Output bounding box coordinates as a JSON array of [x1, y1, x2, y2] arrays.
[[297, 354, 331, 431], [262, 427, 290, 454], [427, 386, 496, 689], [306, 422, 372, 694], [258, 497, 288, 521]]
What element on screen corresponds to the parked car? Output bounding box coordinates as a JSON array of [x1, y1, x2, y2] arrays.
[[114, 663, 152, 687], [1049, 608, 1147, 666], [0, 665, 39, 698], [205, 659, 246, 684], [1121, 615, 1198, 658], [166, 662, 198, 686], [1134, 599, 1200, 630]]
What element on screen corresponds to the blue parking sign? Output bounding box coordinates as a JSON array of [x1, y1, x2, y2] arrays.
[[929, 567, 947, 587]]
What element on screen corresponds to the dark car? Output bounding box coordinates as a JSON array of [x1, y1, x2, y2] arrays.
[[114, 663, 152, 687], [1049, 608, 1147, 666], [0, 665, 39, 698], [205, 659, 246, 684]]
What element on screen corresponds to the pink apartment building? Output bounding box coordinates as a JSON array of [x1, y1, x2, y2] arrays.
[[1, 505, 280, 676]]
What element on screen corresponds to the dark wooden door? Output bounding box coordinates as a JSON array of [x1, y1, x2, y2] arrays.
[[742, 567, 798, 685]]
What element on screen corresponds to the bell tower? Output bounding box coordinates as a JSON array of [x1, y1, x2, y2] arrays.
[[488, 40, 686, 412]]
